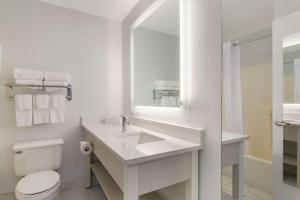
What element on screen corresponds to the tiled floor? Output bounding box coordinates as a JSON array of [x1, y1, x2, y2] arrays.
[[1, 175, 273, 200], [222, 174, 272, 200], [62, 185, 107, 200], [0, 185, 107, 200]]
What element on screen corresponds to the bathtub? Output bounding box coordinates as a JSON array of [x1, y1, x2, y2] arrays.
[[223, 154, 272, 193]]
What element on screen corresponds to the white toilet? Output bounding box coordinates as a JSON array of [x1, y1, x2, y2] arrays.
[[13, 138, 64, 200]]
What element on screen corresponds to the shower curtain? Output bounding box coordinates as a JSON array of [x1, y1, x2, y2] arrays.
[[223, 41, 245, 135]]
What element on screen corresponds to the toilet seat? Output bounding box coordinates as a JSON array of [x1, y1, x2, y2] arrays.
[[15, 171, 60, 200]]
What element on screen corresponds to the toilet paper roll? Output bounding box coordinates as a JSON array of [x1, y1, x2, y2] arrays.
[[80, 141, 93, 155]]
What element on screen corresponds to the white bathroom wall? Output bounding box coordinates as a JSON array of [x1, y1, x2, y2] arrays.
[[223, 0, 273, 42], [274, 0, 300, 18], [123, 0, 222, 200], [0, 0, 122, 194]]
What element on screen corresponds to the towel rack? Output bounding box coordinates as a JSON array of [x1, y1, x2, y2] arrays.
[[3, 83, 72, 101], [153, 89, 179, 100]]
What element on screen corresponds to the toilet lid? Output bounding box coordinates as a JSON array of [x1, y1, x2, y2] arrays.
[[16, 171, 60, 195]]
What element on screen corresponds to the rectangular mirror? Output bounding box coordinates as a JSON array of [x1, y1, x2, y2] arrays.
[[132, 0, 181, 108], [282, 32, 300, 188], [283, 33, 300, 104]]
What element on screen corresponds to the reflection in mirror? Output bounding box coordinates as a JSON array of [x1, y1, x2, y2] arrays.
[[282, 32, 300, 188], [133, 0, 180, 107], [283, 35, 300, 103]]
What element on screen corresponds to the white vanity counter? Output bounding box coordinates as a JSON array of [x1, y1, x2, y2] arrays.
[[222, 131, 249, 145], [82, 120, 203, 165], [82, 117, 203, 200]]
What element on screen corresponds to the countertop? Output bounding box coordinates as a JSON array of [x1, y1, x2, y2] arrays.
[[82, 121, 203, 165], [222, 131, 249, 145]]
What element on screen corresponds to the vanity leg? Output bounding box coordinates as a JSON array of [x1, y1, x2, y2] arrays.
[[232, 143, 244, 200], [123, 165, 139, 200], [83, 154, 91, 188], [185, 151, 199, 200]]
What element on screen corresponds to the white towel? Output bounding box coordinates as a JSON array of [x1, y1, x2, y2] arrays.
[[154, 80, 179, 90], [161, 96, 170, 107], [50, 95, 65, 123], [14, 69, 44, 80], [15, 95, 32, 127], [44, 72, 70, 82], [44, 80, 69, 92], [43, 80, 69, 86], [169, 96, 177, 107], [33, 94, 50, 124], [15, 79, 43, 86]]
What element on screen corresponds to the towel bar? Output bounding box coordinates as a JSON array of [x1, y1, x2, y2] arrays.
[[3, 83, 72, 101]]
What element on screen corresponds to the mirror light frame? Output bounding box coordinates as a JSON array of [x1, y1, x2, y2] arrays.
[[129, 0, 188, 121]]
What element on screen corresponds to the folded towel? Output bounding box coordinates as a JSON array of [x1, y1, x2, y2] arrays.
[[14, 69, 44, 80], [43, 80, 69, 86], [44, 80, 69, 92], [15, 79, 43, 86], [33, 94, 50, 124], [15, 95, 32, 127], [15, 79, 44, 91], [44, 72, 70, 82], [50, 95, 65, 123], [154, 80, 179, 90]]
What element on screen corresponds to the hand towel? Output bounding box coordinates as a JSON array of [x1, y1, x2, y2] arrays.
[[50, 95, 65, 123], [15, 95, 32, 127], [44, 72, 70, 82], [43, 80, 69, 86], [169, 96, 178, 107], [33, 94, 50, 124], [161, 96, 170, 107], [14, 69, 44, 80]]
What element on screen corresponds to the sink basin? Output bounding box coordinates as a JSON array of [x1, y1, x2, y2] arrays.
[[116, 132, 164, 145]]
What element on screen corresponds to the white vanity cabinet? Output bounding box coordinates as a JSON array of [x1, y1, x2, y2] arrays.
[[283, 126, 300, 187], [82, 120, 204, 200]]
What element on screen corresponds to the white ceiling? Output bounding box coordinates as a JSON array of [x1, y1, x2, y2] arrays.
[[140, 0, 179, 36], [223, 0, 273, 41], [38, 0, 140, 21]]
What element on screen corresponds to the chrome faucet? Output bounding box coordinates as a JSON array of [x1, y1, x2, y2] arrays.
[[121, 115, 129, 132]]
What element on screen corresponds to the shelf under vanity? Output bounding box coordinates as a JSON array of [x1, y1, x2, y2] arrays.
[[91, 162, 164, 200], [283, 126, 300, 187]]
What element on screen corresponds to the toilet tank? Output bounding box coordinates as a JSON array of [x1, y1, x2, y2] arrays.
[[13, 138, 64, 176]]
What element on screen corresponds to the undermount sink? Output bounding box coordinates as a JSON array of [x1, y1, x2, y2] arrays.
[[116, 132, 164, 145]]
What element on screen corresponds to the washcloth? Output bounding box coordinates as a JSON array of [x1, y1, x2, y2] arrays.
[[33, 94, 50, 124], [15, 95, 32, 127], [50, 95, 65, 123], [14, 69, 44, 80]]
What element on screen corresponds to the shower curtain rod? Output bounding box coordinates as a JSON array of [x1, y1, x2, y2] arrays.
[[234, 33, 272, 46]]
